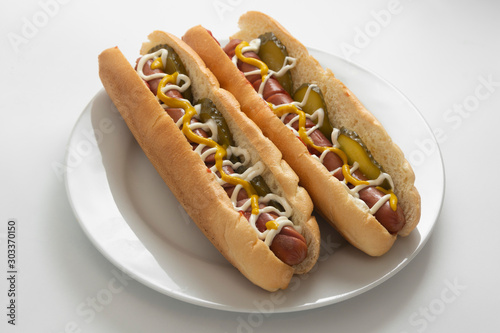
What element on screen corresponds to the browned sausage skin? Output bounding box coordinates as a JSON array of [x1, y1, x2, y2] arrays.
[[241, 203, 308, 265], [136, 54, 308, 265], [136, 58, 163, 94], [223, 40, 405, 234]]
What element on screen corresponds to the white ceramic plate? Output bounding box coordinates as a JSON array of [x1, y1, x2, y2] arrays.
[[65, 48, 444, 313]]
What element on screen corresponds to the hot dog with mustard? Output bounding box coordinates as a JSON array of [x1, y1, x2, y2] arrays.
[[98, 30, 320, 291], [183, 11, 421, 256]]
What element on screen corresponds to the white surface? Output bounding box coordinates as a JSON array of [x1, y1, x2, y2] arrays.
[[65, 49, 443, 313], [1, 0, 498, 332]]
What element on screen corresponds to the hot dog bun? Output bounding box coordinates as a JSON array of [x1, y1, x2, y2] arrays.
[[183, 11, 421, 256], [98, 31, 320, 291]]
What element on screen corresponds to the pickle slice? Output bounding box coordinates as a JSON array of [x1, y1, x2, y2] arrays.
[[337, 128, 390, 189], [257, 32, 293, 95], [245, 173, 284, 212], [148, 44, 193, 102], [293, 83, 334, 138], [248, 174, 271, 197], [197, 98, 234, 148]]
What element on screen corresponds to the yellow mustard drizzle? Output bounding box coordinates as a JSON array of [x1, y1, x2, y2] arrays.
[[376, 186, 398, 211], [265, 220, 279, 230], [235, 41, 269, 82], [156, 73, 262, 216], [150, 57, 164, 71], [235, 41, 398, 212]]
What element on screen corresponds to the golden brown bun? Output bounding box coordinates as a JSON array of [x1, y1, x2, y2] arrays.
[[98, 31, 320, 291], [183, 11, 421, 256]]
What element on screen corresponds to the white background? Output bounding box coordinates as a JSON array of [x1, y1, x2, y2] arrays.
[[1, 0, 499, 332]]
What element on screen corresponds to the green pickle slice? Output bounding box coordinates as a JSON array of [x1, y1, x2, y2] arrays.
[[148, 44, 193, 102], [293, 83, 334, 138], [257, 32, 293, 95], [337, 128, 390, 189], [197, 98, 234, 148]]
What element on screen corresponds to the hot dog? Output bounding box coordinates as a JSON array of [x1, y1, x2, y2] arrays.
[[183, 11, 421, 256], [98, 30, 320, 291]]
